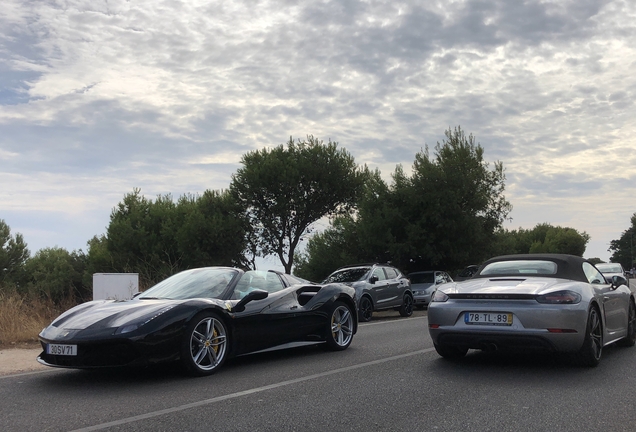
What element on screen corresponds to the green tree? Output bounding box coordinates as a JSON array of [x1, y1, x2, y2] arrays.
[[297, 127, 513, 274], [24, 247, 87, 303], [230, 135, 367, 273], [106, 189, 179, 285], [608, 213, 636, 270], [105, 188, 250, 287], [0, 219, 30, 287], [174, 190, 251, 270], [293, 216, 361, 282], [491, 223, 590, 257]]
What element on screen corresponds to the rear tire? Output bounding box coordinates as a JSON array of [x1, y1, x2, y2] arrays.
[[359, 296, 373, 322], [434, 342, 468, 359], [399, 294, 414, 317], [574, 306, 602, 367], [325, 301, 354, 351], [618, 300, 636, 347]]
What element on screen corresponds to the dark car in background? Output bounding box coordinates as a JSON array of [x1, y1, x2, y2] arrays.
[[454, 265, 479, 281], [323, 263, 413, 322], [596, 262, 630, 283], [409, 270, 453, 309]]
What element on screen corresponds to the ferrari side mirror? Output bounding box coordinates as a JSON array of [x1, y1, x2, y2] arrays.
[[233, 289, 269, 312]]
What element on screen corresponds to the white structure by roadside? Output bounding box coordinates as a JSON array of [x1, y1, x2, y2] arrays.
[[93, 273, 139, 300]]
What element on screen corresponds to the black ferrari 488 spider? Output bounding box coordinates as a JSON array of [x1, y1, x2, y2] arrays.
[[38, 267, 358, 376]]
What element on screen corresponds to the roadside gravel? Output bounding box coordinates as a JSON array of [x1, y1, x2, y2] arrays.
[[0, 344, 47, 376]]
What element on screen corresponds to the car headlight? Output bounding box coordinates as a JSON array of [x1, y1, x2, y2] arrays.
[[115, 305, 177, 334], [431, 290, 449, 302], [535, 290, 581, 304]]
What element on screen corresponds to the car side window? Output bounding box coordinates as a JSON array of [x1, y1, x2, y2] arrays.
[[583, 262, 606, 284], [384, 267, 398, 279], [435, 272, 445, 284], [372, 268, 387, 281], [265, 273, 285, 293]]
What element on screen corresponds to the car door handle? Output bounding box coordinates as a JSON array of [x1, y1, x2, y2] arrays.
[[290, 305, 298, 309]]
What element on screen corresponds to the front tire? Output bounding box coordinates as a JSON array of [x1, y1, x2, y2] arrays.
[[575, 306, 603, 367], [325, 301, 354, 351], [399, 294, 414, 317], [180, 311, 229, 376], [618, 300, 636, 347], [359, 296, 373, 322], [434, 342, 468, 359]]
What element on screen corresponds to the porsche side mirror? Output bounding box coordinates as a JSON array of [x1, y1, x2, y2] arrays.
[[369, 276, 378, 284], [233, 289, 269, 312], [611, 275, 628, 289]]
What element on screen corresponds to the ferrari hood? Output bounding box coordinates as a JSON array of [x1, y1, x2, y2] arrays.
[[442, 277, 579, 296], [49, 299, 184, 330]]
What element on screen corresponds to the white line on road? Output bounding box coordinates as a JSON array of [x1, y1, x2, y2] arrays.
[[70, 347, 436, 432]]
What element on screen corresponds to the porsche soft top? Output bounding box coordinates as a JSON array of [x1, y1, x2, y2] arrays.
[[473, 254, 591, 283]]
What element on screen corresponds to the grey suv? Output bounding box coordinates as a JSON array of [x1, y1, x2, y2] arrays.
[[323, 264, 413, 322]]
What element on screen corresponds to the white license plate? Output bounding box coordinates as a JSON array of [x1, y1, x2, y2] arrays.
[[464, 312, 513, 326], [47, 344, 77, 356]]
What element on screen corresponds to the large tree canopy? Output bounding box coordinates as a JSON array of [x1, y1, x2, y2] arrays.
[[490, 223, 591, 258], [295, 127, 513, 278], [106, 188, 249, 286], [230, 136, 367, 273]]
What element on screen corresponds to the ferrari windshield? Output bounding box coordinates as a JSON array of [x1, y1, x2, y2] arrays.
[[139, 268, 238, 300], [480, 260, 558, 276], [324, 267, 370, 283], [596, 263, 622, 273], [409, 273, 435, 284]]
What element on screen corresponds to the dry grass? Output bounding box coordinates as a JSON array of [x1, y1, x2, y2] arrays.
[[0, 290, 78, 348]]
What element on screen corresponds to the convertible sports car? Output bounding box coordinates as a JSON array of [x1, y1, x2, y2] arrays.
[[38, 267, 357, 376], [428, 254, 636, 366]]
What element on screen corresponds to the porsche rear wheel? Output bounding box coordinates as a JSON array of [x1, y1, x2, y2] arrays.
[[434, 342, 468, 359], [359, 296, 373, 322], [180, 311, 228, 376], [325, 301, 354, 351], [618, 300, 636, 347], [575, 306, 602, 367], [399, 294, 414, 317]]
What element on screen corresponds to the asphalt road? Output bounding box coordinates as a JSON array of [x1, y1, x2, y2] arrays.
[[2, 308, 636, 432]]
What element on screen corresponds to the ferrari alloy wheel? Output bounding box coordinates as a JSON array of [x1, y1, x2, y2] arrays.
[[326, 301, 354, 351], [181, 312, 228, 376], [575, 306, 603, 367], [399, 294, 414, 317], [434, 342, 468, 360], [618, 300, 636, 347], [359, 296, 373, 322]]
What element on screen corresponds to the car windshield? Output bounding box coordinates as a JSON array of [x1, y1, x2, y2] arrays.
[[410, 273, 435, 284], [324, 267, 370, 283], [596, 263, 622, 273], [480, 260, 558, 276], [139, 268, 238, 300]]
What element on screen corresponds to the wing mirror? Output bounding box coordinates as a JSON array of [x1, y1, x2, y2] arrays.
[[611, 275, 628, 289], [369, 276, 378, 284], [233, 289, 268, 312]]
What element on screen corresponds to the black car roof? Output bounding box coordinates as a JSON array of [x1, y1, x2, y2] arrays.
[[474, 254, 590, 283]]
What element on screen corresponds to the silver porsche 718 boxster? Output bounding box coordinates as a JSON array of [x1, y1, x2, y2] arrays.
[[428, 254, 636, 366]]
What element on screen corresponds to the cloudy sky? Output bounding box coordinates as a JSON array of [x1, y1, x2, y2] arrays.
[[1, 0, 635, 266]]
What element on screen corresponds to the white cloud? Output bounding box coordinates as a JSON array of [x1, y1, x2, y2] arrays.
[[1, 0, 635, 261]]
